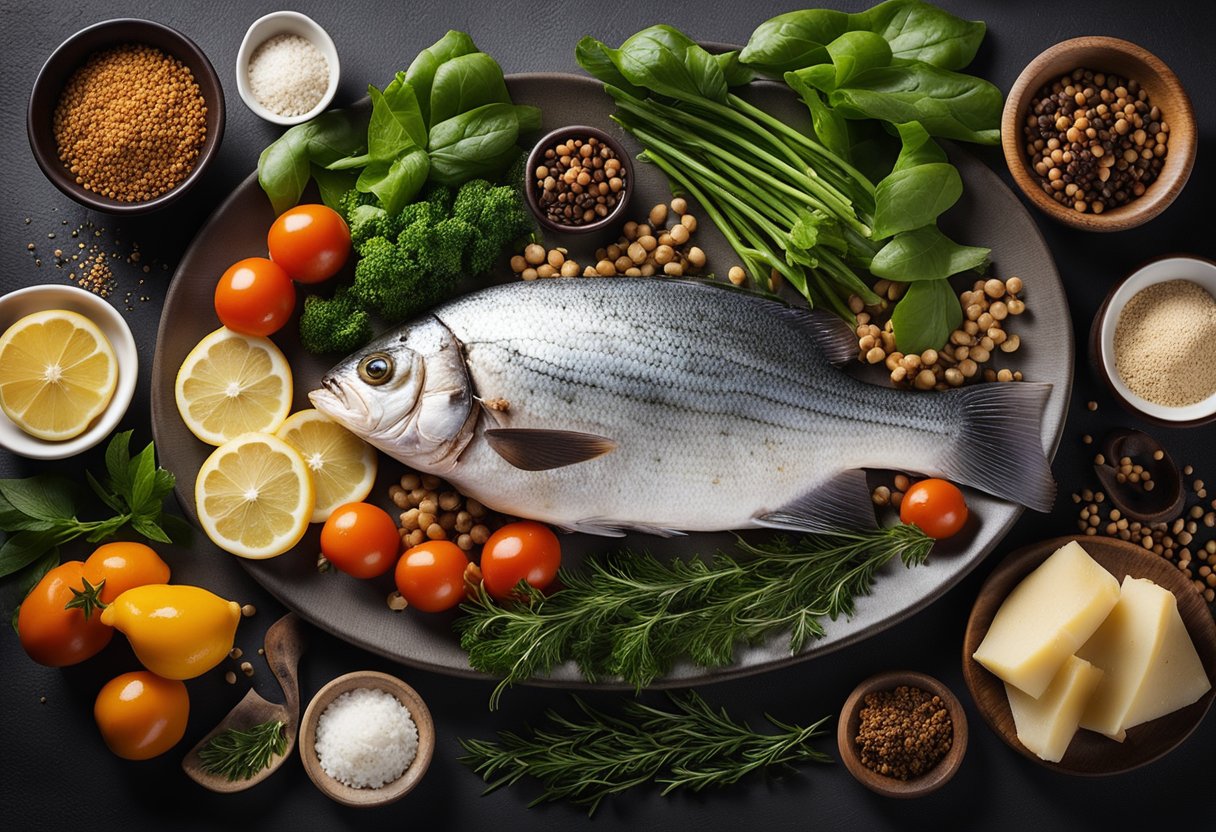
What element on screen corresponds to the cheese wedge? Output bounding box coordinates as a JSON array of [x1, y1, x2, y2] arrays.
[[973, 541, 1120, 697], [1006, 655, 1104, 762], [1078, 576, 1211, 740]]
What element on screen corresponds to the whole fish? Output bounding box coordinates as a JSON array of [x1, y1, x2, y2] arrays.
[[309, 279, 1055, 535]]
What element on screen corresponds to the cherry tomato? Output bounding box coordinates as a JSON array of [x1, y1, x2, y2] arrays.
[[267, 204, 351, 283], [320, 502, 401, 579], [85, 541, 171, 602], [94, 671, 189, 760], [899, 478, 969, 539], [213, 257, 296, 336], [479, 521, 562, 600], [18, 561, 113, 666], [394, 541, 469, 612]]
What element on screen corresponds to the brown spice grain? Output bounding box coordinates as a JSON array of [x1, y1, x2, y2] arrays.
[[855, 685, 953, 780]]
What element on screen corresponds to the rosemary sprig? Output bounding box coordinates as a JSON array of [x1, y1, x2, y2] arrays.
[[457, 524, 932, 705], [198, 719, 287, 781], [459, 691, 831, 815]]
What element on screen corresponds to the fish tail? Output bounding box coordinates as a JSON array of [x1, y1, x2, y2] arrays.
[[939, 382, 1057, 512]]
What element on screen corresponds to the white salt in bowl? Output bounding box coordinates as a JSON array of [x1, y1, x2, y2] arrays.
[[1091, 255, 1216, 426], [235, 11, 339, 126]]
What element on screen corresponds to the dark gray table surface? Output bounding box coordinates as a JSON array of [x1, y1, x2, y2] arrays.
[[2, 1, 1214, 829]]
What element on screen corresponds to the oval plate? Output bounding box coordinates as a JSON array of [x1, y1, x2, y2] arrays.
[[150, 73, 1072, 688]]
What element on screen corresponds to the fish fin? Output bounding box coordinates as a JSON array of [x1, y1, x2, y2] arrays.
[[484, 428, 617, 471], [755, 469, 877, 532], [561, 519, 687, 538], [938, 382, 1057, 512], [771, 306, 858, 366], [556, 521, 627, 538]]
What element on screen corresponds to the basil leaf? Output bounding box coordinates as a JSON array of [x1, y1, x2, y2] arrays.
[[870, 225, 989, 282], [406, 30, 479, 126], [872, 162, 962, 238], [0, 476, 74, 522], [85, 470, 124, 514], [130, 516, 172, 545], [891, 278, 962, 354], [429, 53, 511, 128], [104, 430, 132, 496], [357, 147, 430, 215], [0, 529, 59, 578], [128, 441, 158, 512], [258, 127, 313, 216]]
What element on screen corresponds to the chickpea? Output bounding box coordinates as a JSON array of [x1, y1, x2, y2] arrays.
[[649, 203, 668, 226], [628, 242, 647, 264], [521, 267, 539, 281], [663, 261, 684, 277], [606, 244, 622, 260], [625, 267, 642, 277], [728, 265, 746, 286], [654, 245, 675, 265], [640, 263, 656, 277], [560, 259, 580, 277], [547, 249, 565, 268], [658, 232, 675, 247], [623, 221, 639, 240], [669, 223, 691, 245], [686, 246, 706, 268], [523, 243, 545, 266], [615, 255, 634, 272], [984, 278, 1005, 298], [637, 234, 658, 251], [680, 213, 697, 232], [509, 255, 527, 273], [536, 264, 555, 278], [596, 259, 616, 276]]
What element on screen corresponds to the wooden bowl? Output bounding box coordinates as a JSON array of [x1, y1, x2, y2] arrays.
[[524, 124, 633, 236], [299, 671, 434, 808], [962, 536, 1216, 775], [837, 670, 968, 798], [26, 18, 225, 214], [1001, 36, 1195, 231]]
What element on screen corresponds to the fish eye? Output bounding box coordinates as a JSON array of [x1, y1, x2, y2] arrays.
[[358, 353, 395, 385]]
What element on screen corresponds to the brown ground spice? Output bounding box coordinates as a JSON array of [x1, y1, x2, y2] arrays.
[[855, 685, 952, 780], [53, 44, 207, 202]]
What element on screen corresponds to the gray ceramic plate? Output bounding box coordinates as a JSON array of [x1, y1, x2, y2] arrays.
[[150, 73, 1072, 687]]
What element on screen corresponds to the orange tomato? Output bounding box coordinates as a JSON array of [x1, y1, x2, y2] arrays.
[[899, 478, 969, 539], [394, 541, 469, 612], [213, 257, 296, 336], [18, 561, 113, 666], [320, 502, 401, 579], [267, 204, 351, 283], [85, 541, 171, 602], [479, 521, 561, 599], [94, 671, 189, 760]]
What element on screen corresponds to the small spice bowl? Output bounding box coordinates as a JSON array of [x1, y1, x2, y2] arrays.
[[1090, 255, 1216, 426], [235, 11, 340, 126], [299, 671, 434, 808], [1001, 36, 1196, 231], [524, 125, 632, 236], [27, 18, 225, 215], [836, 670, 968, 798], [0, 284, 138, 460]]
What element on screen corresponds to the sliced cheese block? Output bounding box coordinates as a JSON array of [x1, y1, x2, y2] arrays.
[[973, 541, 1120, 697], [1078, 576, 1212, 740], [1006, 655, 1104, 762]]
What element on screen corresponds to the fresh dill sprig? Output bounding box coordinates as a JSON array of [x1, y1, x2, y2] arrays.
[[456, 524, 932, 706], [198, 719, 287, 781], [459, 691, 832, 815]]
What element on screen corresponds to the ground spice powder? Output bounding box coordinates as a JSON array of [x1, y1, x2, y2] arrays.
[[1114, 279, 1216, 408], [855, 685, 952, 780]]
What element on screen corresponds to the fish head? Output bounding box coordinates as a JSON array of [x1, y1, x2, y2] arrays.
[[308, 315, 473, 467]]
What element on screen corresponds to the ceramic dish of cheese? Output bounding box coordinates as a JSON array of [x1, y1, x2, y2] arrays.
[[962, 535, 1216, 775]]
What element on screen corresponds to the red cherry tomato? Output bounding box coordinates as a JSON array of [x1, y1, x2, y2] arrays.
[[320, 502, 401, 579], [479, 521, 561, 600], [394, 541, 469, 613], [899, 478, 969, 539], [267, 204, 351, 283], [213, 257, 296, 336]]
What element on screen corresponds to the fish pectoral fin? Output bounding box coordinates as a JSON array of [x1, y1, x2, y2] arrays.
[[755, 469, 877, 533], [484, 428, 617, 471], [772, 306, 858, 366], [560, 518, 686, 538]]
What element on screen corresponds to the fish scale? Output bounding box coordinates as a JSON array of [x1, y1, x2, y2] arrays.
[[311, 279, 1055, 534]]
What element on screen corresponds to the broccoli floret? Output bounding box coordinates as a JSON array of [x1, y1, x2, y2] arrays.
[[420, 184, 454, 215], [349, 236, 428, 322], [337, 187, 377, 220], [451, 179, 493, 225], [348, 204, 392, 250], [453, 180, 534, 274], [299, 285, 373, 355]]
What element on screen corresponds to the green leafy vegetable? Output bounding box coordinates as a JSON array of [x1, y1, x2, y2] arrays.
[[872, 162, 962, 238], [458, 525, 932, 706], [428, 52, 512, 126], [198, 720, 287, 782], [870, 225, 989, 283], [460, 692, 831, 815], [257, 108, 369, 215], [427, 103, 541, 185], [889, 276, 964, 353], [405, 29, 479, 125]]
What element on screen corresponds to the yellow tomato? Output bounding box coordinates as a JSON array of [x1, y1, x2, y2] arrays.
[[100, 584, 241, 680], [94, 671, 189, 760]]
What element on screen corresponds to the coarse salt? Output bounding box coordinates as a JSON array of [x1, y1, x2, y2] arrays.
[[247, 33, 329, 117], [314, 687, 418, 789]]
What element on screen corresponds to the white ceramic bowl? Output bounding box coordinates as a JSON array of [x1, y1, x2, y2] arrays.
[[1095, 255, 1216, 424], [0, 285, 138, 459], [235, 11, 340, 126]]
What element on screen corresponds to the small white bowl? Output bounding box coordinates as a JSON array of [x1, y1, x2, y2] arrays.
[[0, 285, 138, 459], [1094, 255, 1216, 425], [236, 11, 340, 126]]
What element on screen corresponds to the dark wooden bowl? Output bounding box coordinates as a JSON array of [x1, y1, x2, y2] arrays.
[[837, 670, 968, 798], [962, 535, 1216, 775], [1001, 36, 1195, 232], [523, 124, 633, 236], [26, 18, 225, 214]]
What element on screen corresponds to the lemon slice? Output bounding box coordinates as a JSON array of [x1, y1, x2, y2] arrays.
[[195, 432, 314, 559], [175, 327, 292, 446], [275, 409, 378, 523], [0, 309, 118, 441]]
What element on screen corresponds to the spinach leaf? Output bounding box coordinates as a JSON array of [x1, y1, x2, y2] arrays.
[[870, 225, 989, 282], [428, 103, 540, 185], [740, 8, 851, 76], [823, 31, 893, 90], [257, 109, 367, 215], [576, 36, 646, 98], [357, 146, 429, 215], [785, 71, 852, 161], [405, 30, 479, 125], [329, 76, 426, 169], [715, 52, 755, 88], [311, 164, 357, 211], [890, 278, 962, 354], [890, 120, 946, 171], [610, 25, 728, 102], [872, 162, 962, 237], [429, 53, 511, 127]]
